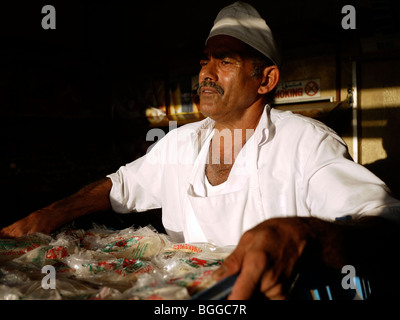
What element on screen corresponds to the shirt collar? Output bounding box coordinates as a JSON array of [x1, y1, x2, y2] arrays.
[[191, 104, 272, 146], [255, 104, 273, 146]]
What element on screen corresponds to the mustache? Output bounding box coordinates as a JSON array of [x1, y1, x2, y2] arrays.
[[197, 81, 224, 96]]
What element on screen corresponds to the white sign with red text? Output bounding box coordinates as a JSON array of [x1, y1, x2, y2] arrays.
[[274, 79, 321, 104]]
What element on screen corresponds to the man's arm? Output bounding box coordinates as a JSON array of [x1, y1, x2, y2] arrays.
[[213, 215, 400, 299], [0, 178, 113, 238]]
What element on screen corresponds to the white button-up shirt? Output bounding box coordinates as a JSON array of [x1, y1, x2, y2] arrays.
[[107, 105, 400, 245]]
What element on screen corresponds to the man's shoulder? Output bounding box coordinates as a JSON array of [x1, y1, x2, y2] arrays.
[[270, 108, 340, 138]]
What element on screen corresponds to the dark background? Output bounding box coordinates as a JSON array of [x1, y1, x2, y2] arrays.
[[0, 0, 399, 231]]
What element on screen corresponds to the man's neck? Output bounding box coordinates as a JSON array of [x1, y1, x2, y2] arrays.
[[212, 102, 264, 155], [206, 103, 265, 186], [213, 103, 265, 133]]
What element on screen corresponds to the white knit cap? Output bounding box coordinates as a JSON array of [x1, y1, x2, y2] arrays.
[[206, 1, 281, 68]]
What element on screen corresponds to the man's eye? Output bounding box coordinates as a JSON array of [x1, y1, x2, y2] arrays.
[[200, 60, 209, 66], [221, 60, 231, 65]]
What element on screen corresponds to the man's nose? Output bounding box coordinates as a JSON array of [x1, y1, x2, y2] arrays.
[[200, 59, 218, 82]]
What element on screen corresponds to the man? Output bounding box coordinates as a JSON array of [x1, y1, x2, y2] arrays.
[[1, 2, 400, 299]]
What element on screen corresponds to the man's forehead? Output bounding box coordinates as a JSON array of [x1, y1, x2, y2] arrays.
[[202, 47, 242, 59], [204, 35, 252, 58]]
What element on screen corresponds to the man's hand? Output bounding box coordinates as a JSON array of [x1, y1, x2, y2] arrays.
[[213, 215, 400, 300], [212, 217, 321, 300], [0, 209, 54, 238]]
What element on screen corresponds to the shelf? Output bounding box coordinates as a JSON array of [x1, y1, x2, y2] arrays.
[[274, 100, 348, 119]]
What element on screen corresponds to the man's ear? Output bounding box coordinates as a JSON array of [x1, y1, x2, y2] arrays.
[[258, 65, 280, 95]]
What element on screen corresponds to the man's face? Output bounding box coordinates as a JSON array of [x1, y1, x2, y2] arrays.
[[198, 35, 263, 123]]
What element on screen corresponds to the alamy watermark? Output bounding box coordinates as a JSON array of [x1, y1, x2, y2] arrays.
[[41, 265, 56, 289], [342, 5, 356, 30], [41, 5, 356, 31], [41, 5, 56, 30], [145, 121, 257, 167], [341, 264, 357, 290]]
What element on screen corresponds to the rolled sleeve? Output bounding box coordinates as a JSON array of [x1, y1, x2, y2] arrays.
[[107, 143, 163, 214]]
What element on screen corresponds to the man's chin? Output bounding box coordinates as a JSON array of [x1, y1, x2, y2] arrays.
[[198, 108, 217, 120], [199, 101, 220, 118]]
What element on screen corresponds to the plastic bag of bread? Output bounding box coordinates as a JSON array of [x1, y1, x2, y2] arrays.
[[65, 250, 156, 291], [120, 273, 190, 300], [0, 266, 120, 300], [4, 278, 110, 300], [0, 233, 51, 262], [81, 225, 170, 259], [150, 245, 233, 296], [0, 266, 30, 286], [0, 225, 233, 300], [124, 283, 190, 300], [152, 242, 233, 277], [0, 284, 23, 300], [11, 231, 81, 271], [162, 242, 234, 259], [166, 267, 218, 296]]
